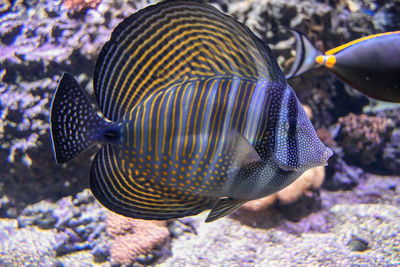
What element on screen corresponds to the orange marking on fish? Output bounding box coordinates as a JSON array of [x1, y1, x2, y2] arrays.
[[315, 55, 324, 65], [325, 55, 336, 68]]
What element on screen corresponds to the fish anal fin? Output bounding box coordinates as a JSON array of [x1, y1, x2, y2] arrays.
[[90, 145, 214, 220], [205, 197, 246, 223]]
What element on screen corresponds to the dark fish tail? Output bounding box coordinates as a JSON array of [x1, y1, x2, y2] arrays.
[[50, 73, 117, 164]]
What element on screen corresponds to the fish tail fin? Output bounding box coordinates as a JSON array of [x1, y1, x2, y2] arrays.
[[50, 73, 116, 164], [285, 29, 323, 79]]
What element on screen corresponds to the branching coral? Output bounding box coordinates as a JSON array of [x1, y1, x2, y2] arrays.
[[335, 113, 394, 166], [106, 213, 170, 265]]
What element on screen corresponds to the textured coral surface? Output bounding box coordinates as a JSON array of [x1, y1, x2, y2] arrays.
[[335, 113, 394, 166], [107, 213, 170, 265], [63, 0, 102, 11]]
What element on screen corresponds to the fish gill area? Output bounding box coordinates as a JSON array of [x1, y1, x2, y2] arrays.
[[0, 0, 399, 266]]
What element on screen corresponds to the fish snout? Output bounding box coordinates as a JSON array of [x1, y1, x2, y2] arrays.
[[320, 146, 333, 166]]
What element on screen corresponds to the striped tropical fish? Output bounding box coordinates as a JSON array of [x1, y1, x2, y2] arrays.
[[50, 0, 332, 222]]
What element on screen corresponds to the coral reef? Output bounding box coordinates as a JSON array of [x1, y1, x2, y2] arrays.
[[383, 128, 400, 174], [0, 78, 93, 211], [16, 189, 110, 263], [317, 127, 337, 148], [373, 2, 400, 31], [324, 151, 364, 191], [0, 0, 10, 14], [0, 187, 110, 266], [0, 0, 137, 84], [3, 174, 398, 266], [0, 219, 68, 266], [373, 106, 400, 174], [106, 213, 170, 265], [0, 0, 396, 210], [335, 113, 395, 167]]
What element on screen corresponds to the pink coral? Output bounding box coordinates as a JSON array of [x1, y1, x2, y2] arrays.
[[63, 0, 102, 11], [276, 166, 325, 204], [236, 166, 326, 226], [106, 212, 170, 265]]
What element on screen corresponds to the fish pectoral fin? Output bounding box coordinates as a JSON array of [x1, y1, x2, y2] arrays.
[[205, 197, 246, 223], [227, 130, 261, 177], [90, 145, 214, 220]]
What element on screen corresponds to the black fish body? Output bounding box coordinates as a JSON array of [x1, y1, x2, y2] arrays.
[[50, 0, 332, 222], [326, 33, 400, 102], [286, 30, 400, 102]]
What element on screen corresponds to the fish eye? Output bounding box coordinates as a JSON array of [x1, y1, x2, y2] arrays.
[[103, 128, 120, 142]]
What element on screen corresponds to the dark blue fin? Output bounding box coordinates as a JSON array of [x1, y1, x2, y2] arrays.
[[50, 73, 113, 164], [90, 145, 215, 220], [205, 197, 246, 222]]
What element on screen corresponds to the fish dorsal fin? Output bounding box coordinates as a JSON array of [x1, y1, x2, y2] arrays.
[[94, 0, 284, 121], [89, 145, 214, 220], [205, 197, 246, 222], [227, 130, 261, 178]]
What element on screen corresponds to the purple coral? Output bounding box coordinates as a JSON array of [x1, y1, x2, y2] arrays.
[[383, 129, 400, 174], [335, 113, 394, 167]]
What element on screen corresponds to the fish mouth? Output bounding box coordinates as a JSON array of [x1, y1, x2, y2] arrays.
[[321, 147, 334, 166]]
